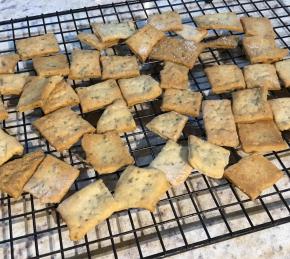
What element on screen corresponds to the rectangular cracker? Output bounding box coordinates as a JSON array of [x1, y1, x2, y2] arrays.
[[0, 150, 45, 199], [188, 135, 230, 179], [270, 98, 290, 131], [0, 128, 23, 166], [68, 49, 101, 80], [114, 165, 170, 212], [150, 140, 193, 187], [148, 11, 182, 32], [275, 59, 290, 88], [0, 54, 19, 74], [92, 21, 136, 42], [77, 32, 119, 50], [0, 73, 30, 95], [194, 12, 243, 32], [126, 24, 164, 62], [33, 107, 95, 152], [33, 54, 69, 77], [101, 55, 139, 80], [203, 35, 239, 49], [175, 25, 208, 42], [232, 87, 273, 123], [241, 17, 275, 38], [76, 79, 122, 113], [81, 131, 134, 174], [238, 120, 288, 153], [0, 100, 8, 121], [149, 37, 204, 68], [24, 155, 79, 203], [57, 179, 118, 241], [118, 75, 162, 106], [16, 33, 60, 60], [205, 64, 246, 94], [224, 155, 283, 200], [161, 88, 202, 117]]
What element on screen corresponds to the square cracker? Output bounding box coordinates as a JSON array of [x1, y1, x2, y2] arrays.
[[146, 111, 188, 142], [232, 87, 273, 123], [161, 88, 202, 117], [241, 17, 275, 38], [150, 140, 193, 187], [76, 79, 122, 113], [243, 64, 280, 90], [203, 99, 239, 148], [203, 35, 239, 49], [160, 62, 189, 90], [126, 24, 164, 62], [0, 73, 30, 95], [101, 55, 139, 80], [77, 32, 119, 50], [237, 120, 288, 153], [224, 155, 283, 200], [205, 64, 246, 94], [175, 25, 208, 42], [275, 59, 290, 88], [16, 33, 60, 60], [24, 155, 79, 203], [81, 131, 134, 174], [149, 37, 204, 68], [42, 80, 80, 114], [114, 165, 170, 212], [188, 135, 230, 179], [243, 36, 288, 64], [96, 99, 136, 133], [33, 107, 95, 152], [118, 75, 162, 106], [148, 11, 182, 32], [0, 54, 19, 74], [68, 49, 101, 80], [33, 54, 69, 77], [92, 21, 135, 42], [57, 180, 118, 241], [0, 128, 23, 166], [0, 100, 8, 121], [0, 150, 45, 199], [270, 98, 290, 131]]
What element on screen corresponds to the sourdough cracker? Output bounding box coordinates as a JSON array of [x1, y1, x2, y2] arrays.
[[270, 98, 290, 131], [0, 73, 30, 95], [241, 17, 275, 38], [77, 32, 119, 50], [204, 35, 239, 49], [0, 54, 19, 74], [148, 11, 182, 32], [275, 59, 290, 88], [175, 25, 208, 42], [0, 100, 8, 121]]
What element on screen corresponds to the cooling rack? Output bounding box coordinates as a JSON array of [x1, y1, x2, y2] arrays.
[[0, 0, 290, 258]]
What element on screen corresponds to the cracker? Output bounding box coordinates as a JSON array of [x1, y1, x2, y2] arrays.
[[150, 140, 193, 187], [149, 37, 204, 68], [203, 35, 239, 49], [224, 155, 283, 200], [126, 24, 164, 62], [205, 65, 245, 94], [238, 120, 288, 153], [57, 179, 117, 241], [188, 135, 230, 179], [16, 33, 60, 60], [33, 54, 69, 77], [42, 80, 80, 114], [161, 88, 202, 117], [101, 55, 139, 80], [77, 32, 119, 50], [232, 87, 273, 123], [114, 165, 170, 212], [242, 36, 288, 64], [0, 150, 45, 199], [160, 62, 189, 90], [275, 59, 290, 88], [24, 155, 79, 203], [148, 11, 182, 32], [203, 99, 239, 148], [97, 99, 136, 133], [92, 21, 135, 42], [241, 17, 275, 38], [68, 49, 101, 80], [146, 111, 188, 142], [175, 25, 208, 42], [270, 98, 290, 131], [118, 75, 162, 106], [243, 64, 280, 90], [81, 131, 134, 174], [0, 73, 30, 95], [33, 107, 95, 152], [76, 79, 122, 113], [0, 100, 8, 121], [0, 54, 19, 74], [194, 12, 243, 32], [0, 128, 23, 166]]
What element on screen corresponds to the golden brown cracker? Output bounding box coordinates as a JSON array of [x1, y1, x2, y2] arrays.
[[0, 100, 8, 121], [148, 11, 182, 32], [275, 59, 290, 88], [270, 98, 290, 131], [0, 53, 19, 74], [241, 17, 275, 38], [77, 32, 119, 50], [0, 73, 30, 95], [204, 35, 239, 49], [175, 25, 208, 42]]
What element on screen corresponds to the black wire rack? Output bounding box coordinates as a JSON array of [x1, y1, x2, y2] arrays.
[[0, 0, 290, 258]]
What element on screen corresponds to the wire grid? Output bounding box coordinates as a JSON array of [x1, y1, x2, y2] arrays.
[[0, 0, 290, 258]]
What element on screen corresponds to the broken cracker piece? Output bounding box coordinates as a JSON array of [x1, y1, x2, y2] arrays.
[[270, 98, 290, 131], [175, 25, 208, 42], [275, 59, 290, 88], [0, 73, 30, 95], [77, 32, 119, 50], [148, 11, 182, 32], [0, 53, 19, 74]]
